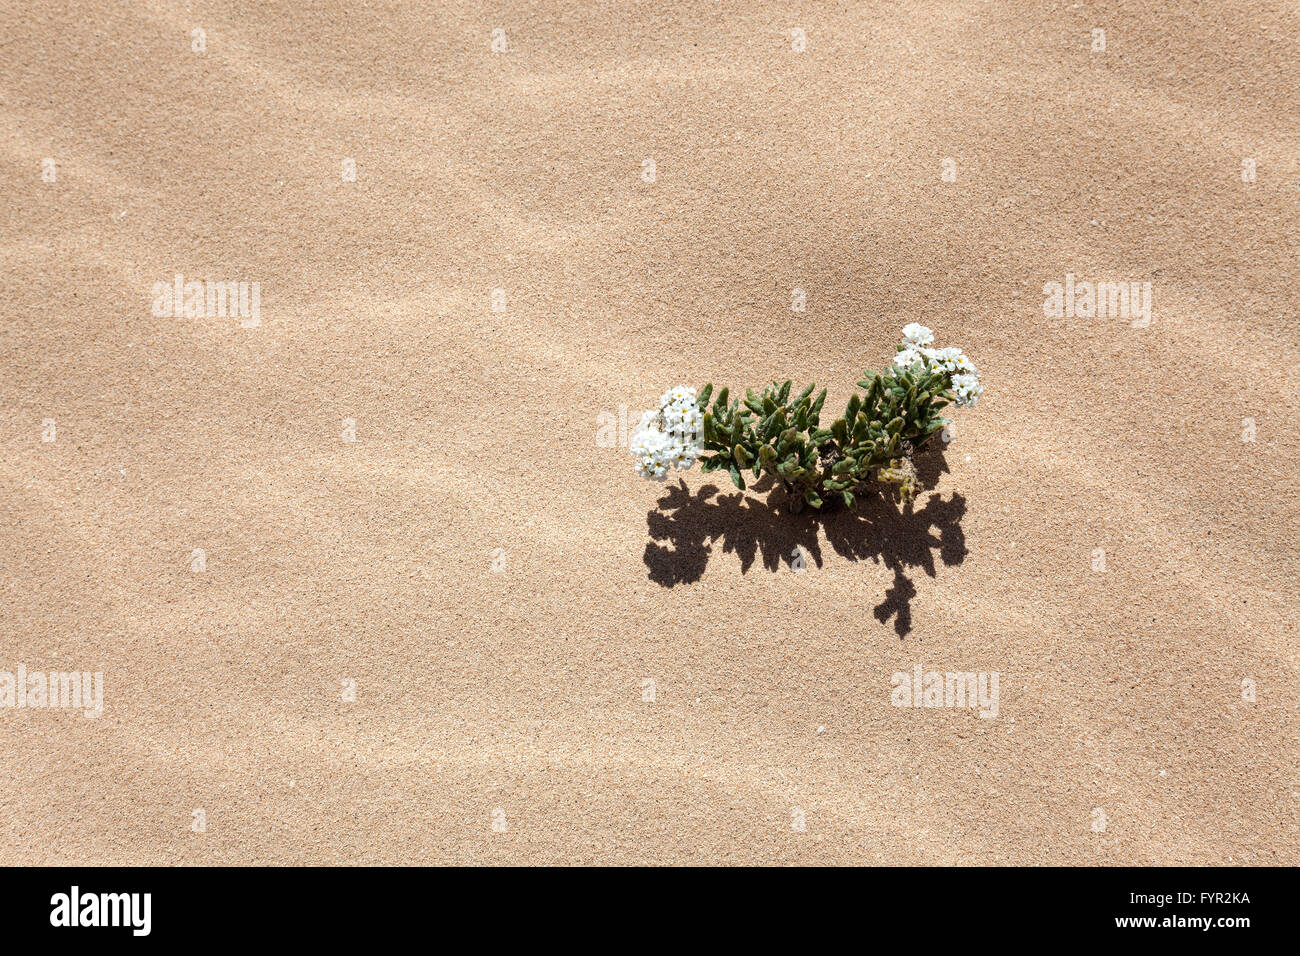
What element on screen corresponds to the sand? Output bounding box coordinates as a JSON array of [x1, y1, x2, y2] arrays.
[[1, 0, 1297, 865]]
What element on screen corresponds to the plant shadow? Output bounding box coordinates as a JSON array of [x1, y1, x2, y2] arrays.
[[643, 444, 966, 637]]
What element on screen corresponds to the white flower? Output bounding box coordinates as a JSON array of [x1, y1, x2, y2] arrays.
[[676, 407, 705, 433], [893, 347, 924, 370], [636, 455, 669, 481], [889, 327, 984, 406], [661, 385, 695, 409], [934, 348, 973, 373], [951, 372, 982, 407], [629, 410, 666, 457], [901, 323, 934, 347], [632, 385, 703, 482]]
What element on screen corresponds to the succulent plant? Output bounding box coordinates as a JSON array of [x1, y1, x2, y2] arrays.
[[632, 327, 981, 511], [694, 366, 942, 510]]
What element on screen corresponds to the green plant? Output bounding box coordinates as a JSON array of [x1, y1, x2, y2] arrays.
[[632, 326, 981, 512]]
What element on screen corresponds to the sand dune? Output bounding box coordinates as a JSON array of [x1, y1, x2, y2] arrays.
[[1, 0, 1296, 864]]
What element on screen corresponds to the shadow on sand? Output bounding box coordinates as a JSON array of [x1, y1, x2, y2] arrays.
[[643, 445, 967, 637]]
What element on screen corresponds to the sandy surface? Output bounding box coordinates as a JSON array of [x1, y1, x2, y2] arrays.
[[2, 0, 1297, 865]]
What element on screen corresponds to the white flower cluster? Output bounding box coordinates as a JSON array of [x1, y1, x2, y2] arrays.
[[630, 385, 704, 481], [892, 324, 983, 407]]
